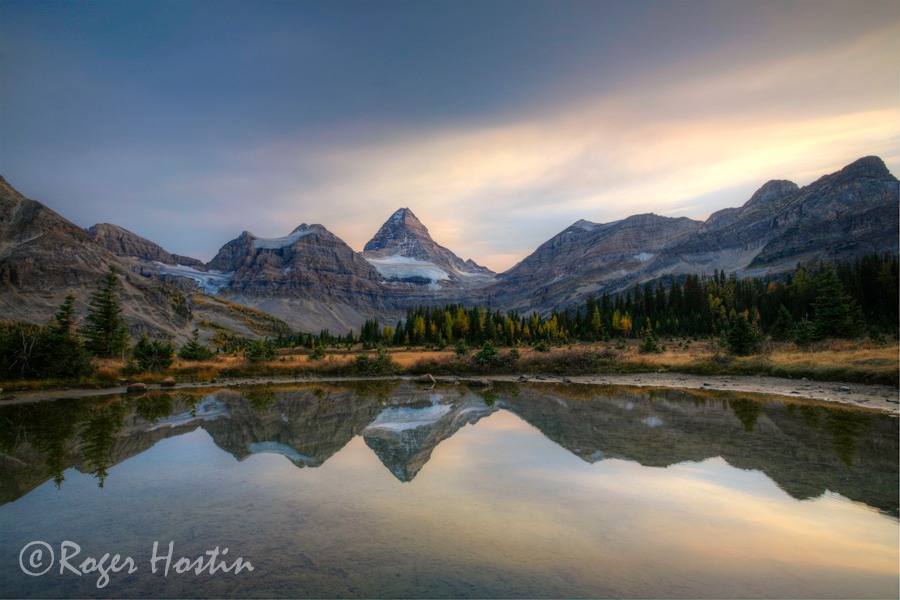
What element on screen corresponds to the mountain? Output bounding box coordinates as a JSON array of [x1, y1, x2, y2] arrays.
[[363, 208, 495, 285], [0, 177, 193, 339], [492, 156, 898, 314], [206, 224, 389, 332], [491, 213, 702, 312], [1, 156, 896, 334], [88, 223, 204, 268]]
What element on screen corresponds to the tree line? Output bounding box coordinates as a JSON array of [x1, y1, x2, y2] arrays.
[[349, 253, 898, 350], [1, 253, 896, 380]]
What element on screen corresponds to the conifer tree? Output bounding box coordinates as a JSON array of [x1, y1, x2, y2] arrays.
[[178, 329, 214, 361], [40, 294, 93, 378], [812, 270, 863, 340], [82, 267, 130, 359], [725, 314, 760, 356], [769, 305, 795, 341]]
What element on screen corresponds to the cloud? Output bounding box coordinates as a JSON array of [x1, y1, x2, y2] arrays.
[[222, 21, 898, 272], [3, 4, 896, 271]]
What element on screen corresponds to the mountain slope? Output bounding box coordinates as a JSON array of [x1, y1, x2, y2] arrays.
[[493, 156, 898, 314], [88, 223, 204, 267], [207, 224, 388, 332], [363, 208, 494, 284], [491, 213, 702, 312], [0, 177, 193, 339]]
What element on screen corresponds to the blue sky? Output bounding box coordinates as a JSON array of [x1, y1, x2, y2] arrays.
[[1, 0, 897, 271]]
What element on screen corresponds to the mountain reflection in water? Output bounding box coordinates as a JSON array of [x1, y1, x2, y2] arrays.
[[1, 380, 898, 599], [1, 381, 896, 516]]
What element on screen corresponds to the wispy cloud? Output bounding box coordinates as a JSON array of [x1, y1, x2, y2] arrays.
[[224, 21, 898, 271]]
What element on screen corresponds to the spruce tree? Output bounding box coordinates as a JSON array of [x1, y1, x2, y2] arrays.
[[40, 294, 94, 378], [178, 329, 214, 361], [82, 267, 130, 359], [812, 270, 863, 340], [725, 314, 760, 356], [769, 305, 795, 341]]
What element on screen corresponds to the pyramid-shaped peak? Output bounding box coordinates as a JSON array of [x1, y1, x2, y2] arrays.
[[365, 208, 434, 253], [390, 207, 418, 221]]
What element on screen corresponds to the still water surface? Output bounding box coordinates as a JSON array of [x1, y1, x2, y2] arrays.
[[0, 381, 897, 598]]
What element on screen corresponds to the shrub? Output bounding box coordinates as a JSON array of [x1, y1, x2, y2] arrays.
[[639, 331, 661, 354], [178, 329, 214, 361], [132, 335, 175, 373], [309, 343, 326, 361], [245, 338, 278, 363], [533, 340, 551, 353], [474, 341, 499, 364]]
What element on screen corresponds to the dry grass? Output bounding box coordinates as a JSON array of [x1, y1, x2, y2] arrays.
[[2, 339, 896, 392]]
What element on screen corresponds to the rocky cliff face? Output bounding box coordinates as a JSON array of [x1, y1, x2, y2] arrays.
[[491, 213, 702, 313], [493, 156, 898, 314], [0, 177, 192, 339], [363, 208, 495, 284], [207, 224, 390, 332], [87, 223, 204, 267]]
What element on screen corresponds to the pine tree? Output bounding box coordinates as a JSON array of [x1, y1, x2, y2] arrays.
[[131, 335, 175, 373], [82, 267, 129, 359]]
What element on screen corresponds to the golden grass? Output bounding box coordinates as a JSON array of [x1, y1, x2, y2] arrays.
[[1, 339, 896, 392]]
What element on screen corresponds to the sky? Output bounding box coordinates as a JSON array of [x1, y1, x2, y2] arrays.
[[1, 0, 898, 272]]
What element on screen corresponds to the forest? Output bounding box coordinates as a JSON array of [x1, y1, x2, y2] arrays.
[[336, 253, 898, 349]]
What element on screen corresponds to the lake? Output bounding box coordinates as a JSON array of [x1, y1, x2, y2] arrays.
[[1, 381, 897, 598]]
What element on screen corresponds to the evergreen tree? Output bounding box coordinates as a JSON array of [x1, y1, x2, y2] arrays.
[[245, 338, 278, 363], [639, 330, 661, 354], [178, 329, 214, 361], [725, 314, 760, 356], [812, 269, 863, 340], [40, 294, 93, 378], [82, 267, 129, 359], [769, 305, 795, 341], [794, 318, 816, 349], [131, 335, 175, 373]]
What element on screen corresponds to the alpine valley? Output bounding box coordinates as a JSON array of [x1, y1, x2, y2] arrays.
[[1, 156, 897, 341]]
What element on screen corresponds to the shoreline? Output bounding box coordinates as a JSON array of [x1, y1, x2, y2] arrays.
[[2, 372, 897, 414]]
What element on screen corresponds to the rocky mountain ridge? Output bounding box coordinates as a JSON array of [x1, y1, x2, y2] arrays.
[[1, 156, 896, 333]]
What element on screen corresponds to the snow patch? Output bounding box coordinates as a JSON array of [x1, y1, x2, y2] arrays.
[[248, 442, 313, 463], [634, 252, 655, 263], [366, 403, 452, 432], [366, 255, 451, 282], [154, 263, 233, 295], [642, 416, 664, 428], [150, 396, 229, 430], [252, 229, 315, 249]]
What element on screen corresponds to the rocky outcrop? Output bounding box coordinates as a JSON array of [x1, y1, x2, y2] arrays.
[[87, 223, 204, 267], [207, 224, 389, 332], [490, 213, 702, 313]]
